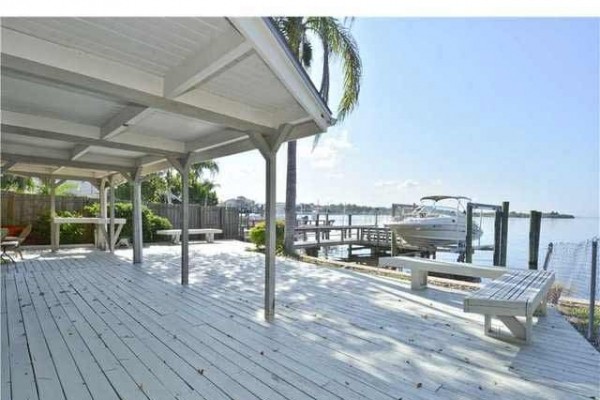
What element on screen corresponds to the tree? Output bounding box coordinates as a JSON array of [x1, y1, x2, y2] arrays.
[[1, 174, 35, 192], [273, 17, 362, 254], [114, 161, 220, 205]]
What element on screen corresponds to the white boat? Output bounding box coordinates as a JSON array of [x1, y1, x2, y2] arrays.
[[386, 195, 482, 248]]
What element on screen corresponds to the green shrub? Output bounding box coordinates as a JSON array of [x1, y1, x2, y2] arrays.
[[33, 210, 92, 245], [249, 221, 285, 253], [83, 202, 172, 242]]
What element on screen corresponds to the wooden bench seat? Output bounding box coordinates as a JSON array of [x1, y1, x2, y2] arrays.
[[464, 270, 555, 343], [156, 228, 223, 244], [379, 256, 506, 290]]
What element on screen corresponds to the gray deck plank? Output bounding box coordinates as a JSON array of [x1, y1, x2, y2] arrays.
[[4, 245, 600, 400], [4, 266, 38, 400]]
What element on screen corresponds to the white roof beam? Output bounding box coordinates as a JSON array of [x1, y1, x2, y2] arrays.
[[8, 170, 111, 182], [189, 138, 256, 164], [2, 152, 134, 174], [176, 89, 279, 129], [101, 104, 149, 139], [71, 144, 91, 161], [2, 54, 276, 136], [164, 30, 253, 98], [2, 124, 186, 158], [185, 129, 248, 152]]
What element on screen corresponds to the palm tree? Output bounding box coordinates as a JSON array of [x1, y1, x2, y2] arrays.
[[273, 17, 362, 254]]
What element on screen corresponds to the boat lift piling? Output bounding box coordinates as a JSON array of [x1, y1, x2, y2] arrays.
[[465, 201, 508, 265]]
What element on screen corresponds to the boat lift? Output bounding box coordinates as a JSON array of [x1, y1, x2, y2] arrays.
[[465, 201, 509, 265]]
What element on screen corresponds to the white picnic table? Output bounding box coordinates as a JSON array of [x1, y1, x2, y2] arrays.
[[52, 217, 127, 251], [156, 228, 222, 244]]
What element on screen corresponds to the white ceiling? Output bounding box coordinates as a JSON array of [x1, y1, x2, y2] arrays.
[[1, 17, 333, 182]]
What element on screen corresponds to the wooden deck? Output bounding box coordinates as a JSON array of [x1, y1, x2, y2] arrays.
[[2, 241, 598, 400]]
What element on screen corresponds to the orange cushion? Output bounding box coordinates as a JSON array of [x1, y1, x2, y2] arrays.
[[2, 225, 24, 237]]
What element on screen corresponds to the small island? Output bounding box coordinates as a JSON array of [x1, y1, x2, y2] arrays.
[[510, 211, 575, 219], [477, 210, 575, 219]]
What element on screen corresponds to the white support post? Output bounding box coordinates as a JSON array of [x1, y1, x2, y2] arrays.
[[248, 128, 288, 321], [109, 175, 116, 253], [181, 166, 190, 285], [132, 169, 143, 264], [264, 152, 277, 321], [99, 178, 107, 250], [50, 179, 57, 252], [168, 155, 193, 286]]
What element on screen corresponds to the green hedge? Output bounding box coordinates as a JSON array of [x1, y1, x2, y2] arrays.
[[32, 210, 92, 245], [83, 202, 172, 243], [248, 221, 285, 254]]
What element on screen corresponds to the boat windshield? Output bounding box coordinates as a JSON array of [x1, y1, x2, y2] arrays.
[[411, 198, 467, 217]]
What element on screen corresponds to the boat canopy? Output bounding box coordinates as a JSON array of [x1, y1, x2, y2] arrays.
[[420, 195, 472, 202]]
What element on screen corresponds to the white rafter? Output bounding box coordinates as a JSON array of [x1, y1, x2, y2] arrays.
[[163, 30, 253, 99]]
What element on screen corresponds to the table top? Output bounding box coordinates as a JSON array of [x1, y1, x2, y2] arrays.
[[53, 217, 127, 224]]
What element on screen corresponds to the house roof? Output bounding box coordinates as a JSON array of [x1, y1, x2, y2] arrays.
[[1, 17, 333, 183]]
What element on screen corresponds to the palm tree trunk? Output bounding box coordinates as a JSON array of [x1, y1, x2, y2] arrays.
[[283, 139, 297, 254]]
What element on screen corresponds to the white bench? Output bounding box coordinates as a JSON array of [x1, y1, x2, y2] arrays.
[[464, 270, 555, 343], [156, 228, 223, 244], [379, 256, 506, 290]]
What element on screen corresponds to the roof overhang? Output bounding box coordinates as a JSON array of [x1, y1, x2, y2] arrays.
[[1, 17, 333, 182]]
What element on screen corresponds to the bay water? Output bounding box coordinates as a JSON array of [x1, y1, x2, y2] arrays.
[[311, 214, 599, 299]]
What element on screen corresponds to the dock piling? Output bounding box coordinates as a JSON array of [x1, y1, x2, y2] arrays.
[[465, 203, 473, 263], [500, 201, 510, 266], [528, 210, 542, 270]]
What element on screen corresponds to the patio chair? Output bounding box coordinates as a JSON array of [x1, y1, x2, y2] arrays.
[[3, 224, 32, 260]]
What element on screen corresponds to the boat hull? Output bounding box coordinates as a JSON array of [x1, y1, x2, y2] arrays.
[[387, 219, 482, 248]]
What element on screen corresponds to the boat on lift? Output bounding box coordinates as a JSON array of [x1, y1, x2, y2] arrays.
[[386, 195, 482, 248]]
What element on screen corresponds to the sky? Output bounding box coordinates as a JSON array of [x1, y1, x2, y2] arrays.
[[215, 18, 599, 217]]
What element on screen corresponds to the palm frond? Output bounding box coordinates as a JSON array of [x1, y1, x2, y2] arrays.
[[301, 39, 313, 68], [306, 17, 362, 122]]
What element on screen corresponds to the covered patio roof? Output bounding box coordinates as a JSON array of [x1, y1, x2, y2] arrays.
[[1, 17, 332, 181], [1, 17, 334, 320]]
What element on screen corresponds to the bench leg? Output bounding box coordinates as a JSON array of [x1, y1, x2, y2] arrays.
[[173, 233, 181, 245], [484, 315, 492, 334], [497, 316, 532, 343], [411, 270, 428, 290], [206, 233, 214, 243], [534, 298, 547, 317]]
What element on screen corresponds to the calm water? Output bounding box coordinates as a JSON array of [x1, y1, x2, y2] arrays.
[[308, 214, 600, 299]]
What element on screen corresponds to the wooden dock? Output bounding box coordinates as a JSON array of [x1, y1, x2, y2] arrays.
[[294, 225, 391, 249], [293, 225, 493, 257], [3, 243, 598, 400]]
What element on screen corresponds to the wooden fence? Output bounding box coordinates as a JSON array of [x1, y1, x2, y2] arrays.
[[147, 204, 241, 239], [1, 191, 95, 226], [1, 191, 241, 240]]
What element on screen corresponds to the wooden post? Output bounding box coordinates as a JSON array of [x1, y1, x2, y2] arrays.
[[132, 169, 143, 264], [346, 214, 352, 241], [264, 152, 276, 321], [50, 179, 57, 252], [325, 213, 329, 239], [542, 242, 553, 270], [181, 166, 190, 285], [465, 203, 473, 263], [390, 206, 399, 256], [109, 175, 116, 253], [248, 130, 286, 322], [528, 210, 542, 270], [493, 209, 502, 265], [588, 239, 598, 340], [500, 201, 510, 266], [99, 178, 107, 250]]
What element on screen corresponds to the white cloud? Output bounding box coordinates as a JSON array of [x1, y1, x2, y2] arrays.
[[297, 128, 352, 170], [375, 179, 420, 190], [400, 179, 419, 189]]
